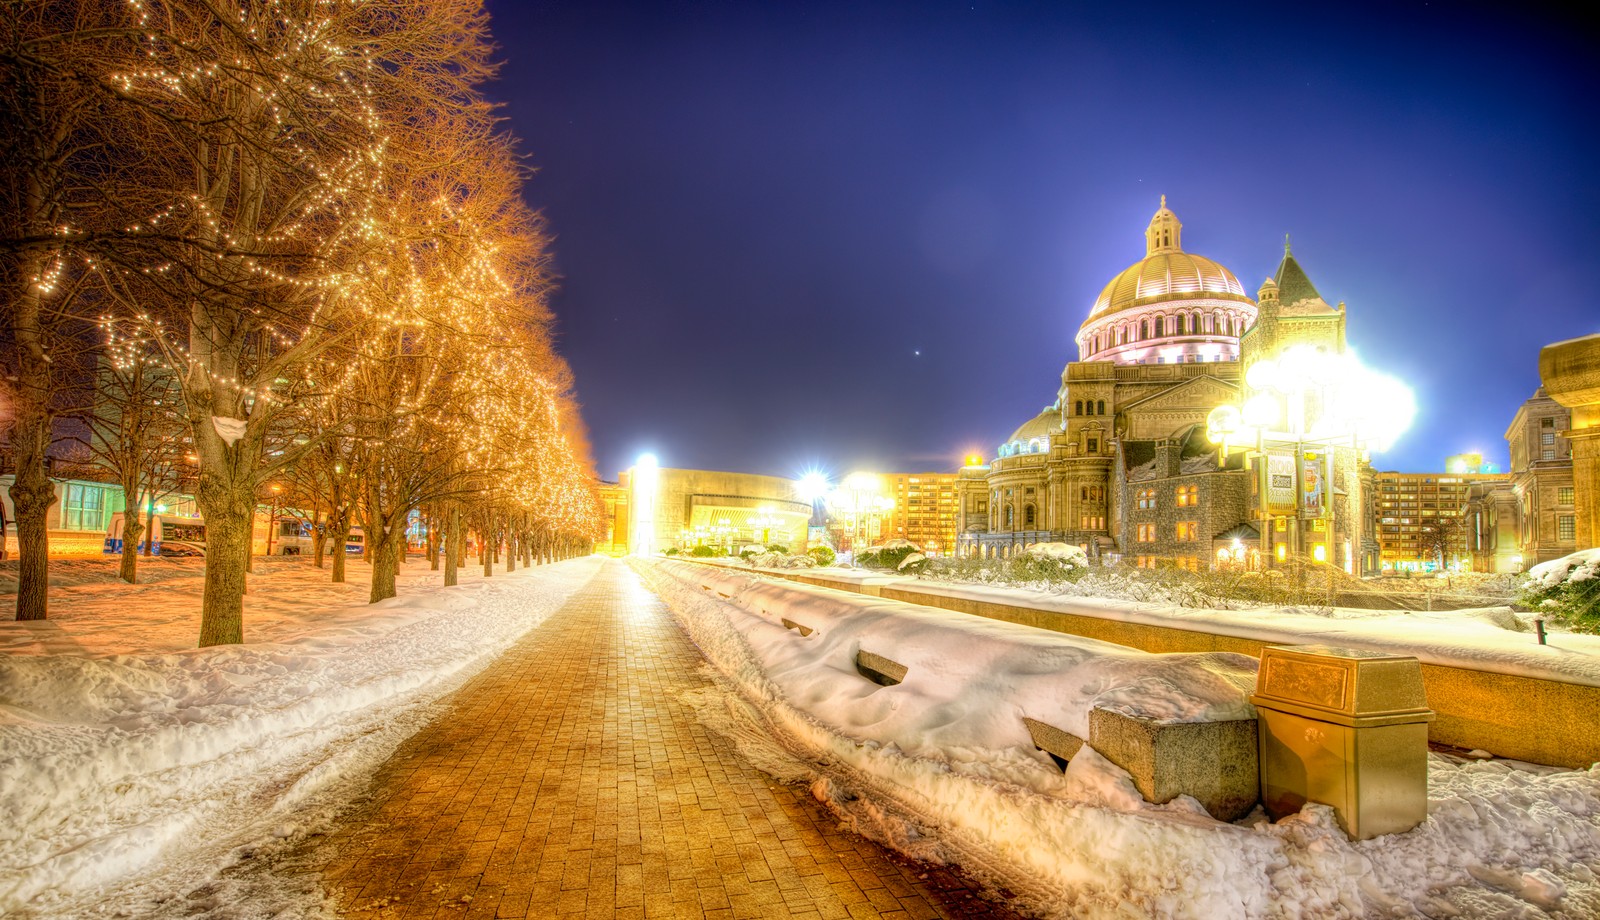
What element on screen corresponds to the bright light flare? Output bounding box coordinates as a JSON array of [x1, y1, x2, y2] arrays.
[[795, 470, 830, 502]]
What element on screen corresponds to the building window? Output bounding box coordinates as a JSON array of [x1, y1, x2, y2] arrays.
[[1136, 488, 1156, 510], [1074, 400, 1083, 416], [1097, 399, 1106, 415], [1079, 515, 1104, 530], [1559, 487, 1575, 505], [1541, 417, 1555, 428], [62, 483, 110, 532], [1175, 521, 1198, 541], [1559, 515, 1576, 542], [1005, 506, 1013, 529], [1543, 449, 1556, 461], [1086, 437, 1099, 453], [1541, 431, 1555, 446], [1137, 523, 1156, 542], [1024, 504, 1037, 528], [1175, 484, 1198, 507]]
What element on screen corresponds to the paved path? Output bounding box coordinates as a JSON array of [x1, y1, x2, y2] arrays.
[[314, 559, 1019, 919]]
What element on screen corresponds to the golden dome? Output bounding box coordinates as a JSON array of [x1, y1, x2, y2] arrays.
[[1088, 251, 1250, 319], [1085, 197, 1252, 322]]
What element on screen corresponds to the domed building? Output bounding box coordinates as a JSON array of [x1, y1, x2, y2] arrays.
[[958, 199, 1371, 573]]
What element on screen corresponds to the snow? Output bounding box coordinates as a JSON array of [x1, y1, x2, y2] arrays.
[[0, 554, 601, 917], [1023, 542, 1089, 565], [1528, 547, 1600, 591], [639, 558, 1600, 919], [896, 552, 926, 571], [210, 415, 248, 445]]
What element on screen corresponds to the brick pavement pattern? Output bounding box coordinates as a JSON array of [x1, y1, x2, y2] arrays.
[[315, 559, 1022, 919]]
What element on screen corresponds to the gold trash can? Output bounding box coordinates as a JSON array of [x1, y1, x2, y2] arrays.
[[1250, 644, 1435, 840]]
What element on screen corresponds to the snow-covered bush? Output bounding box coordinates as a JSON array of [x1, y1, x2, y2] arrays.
[[764, 544, 789, 555], [855, 539, 920, 571], [739, 544, 766, 560], [806, 545, 836, 567], [897, 551, 929, 574], [1007, 542, 1089, 583], [663, 547, 680, 556], [690, 544, 718, 558], [1522, 548, 1600, 633]]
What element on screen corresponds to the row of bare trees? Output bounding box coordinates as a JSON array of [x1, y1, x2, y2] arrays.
[[2, 0, 603, 645]]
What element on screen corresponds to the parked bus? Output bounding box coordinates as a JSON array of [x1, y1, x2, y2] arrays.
[[104, 513, 208, 557], [265, 518, 364, 556]]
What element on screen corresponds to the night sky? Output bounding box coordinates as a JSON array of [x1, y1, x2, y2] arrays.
[[486, 1, 1599, 483]]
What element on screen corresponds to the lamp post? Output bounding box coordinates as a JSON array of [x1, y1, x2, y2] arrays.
[[1208, 346, 1413, 574]]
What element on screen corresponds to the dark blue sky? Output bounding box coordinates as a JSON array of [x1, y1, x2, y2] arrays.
[[486, 1, 1599, 481]]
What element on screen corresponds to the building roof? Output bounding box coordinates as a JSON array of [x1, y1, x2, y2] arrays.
[[1006, 407, 1062, 444], [1085, 199, 1253, 324]]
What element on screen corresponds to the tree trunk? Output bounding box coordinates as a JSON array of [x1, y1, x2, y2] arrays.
[[142, 502, 156, 557], [369, 527, 401, 602], [482, 526, 493, 577], [331, 524, 350, 583], [426, 513, 441, 571], [505, 531, 516, 572], [118, 511, 143, 584], [195, 484, 254, 646], [313, 524, 327, 568], [444, 505, 460, 587], [8, 470, 54, 622]]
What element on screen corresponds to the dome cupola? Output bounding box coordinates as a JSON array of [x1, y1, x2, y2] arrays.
[[1074, 198, 1258, 366]]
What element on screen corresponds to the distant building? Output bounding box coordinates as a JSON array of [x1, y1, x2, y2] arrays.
[[1506, 389, 1577, 565], [615, 462, 811, 556], [1372, 471, 1511, 572], [883, 472, 960, 556]]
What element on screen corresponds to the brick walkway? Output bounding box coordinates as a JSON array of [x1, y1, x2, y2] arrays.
[[313, 559, 1021, 919]]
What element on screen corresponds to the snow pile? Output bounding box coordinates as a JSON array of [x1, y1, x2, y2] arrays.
[[639, 559, 1600, 919], [0, 556, 600, 916], [1528, 548, 1600, 591], [1024, 542, 1088, 564]]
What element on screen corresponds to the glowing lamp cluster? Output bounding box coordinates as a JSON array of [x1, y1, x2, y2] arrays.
[[1207, 346, 1415, 454]]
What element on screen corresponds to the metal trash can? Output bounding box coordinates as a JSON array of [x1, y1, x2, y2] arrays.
[[1250, 644, 1435, 840]]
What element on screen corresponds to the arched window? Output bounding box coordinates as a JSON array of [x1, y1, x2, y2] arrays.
[[1005, 506, 1014, 529], [1215, 310, 1225, 333], [1142, 320, 1151, 339], [1097, 399, 1106, 415], [1024, 504, 1036, 528], [1075, 400, 1083, 416], [1176, 314, 1186, 335]]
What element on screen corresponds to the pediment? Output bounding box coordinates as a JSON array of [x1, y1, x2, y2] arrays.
[[1119, 374, 1240, 416]]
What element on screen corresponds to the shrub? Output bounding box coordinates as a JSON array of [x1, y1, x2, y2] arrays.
[[898, 552, 930, 574], [853, 548, 880, 568], [1521, 549, 1600, 633], [765, 544, 789, 555], [806, 545, 836, 567], [664, 547, 680, 556], [690, 544, 717, 558]]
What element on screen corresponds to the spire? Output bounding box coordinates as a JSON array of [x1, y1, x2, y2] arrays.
[[1273, 241, 1326, 308], [1145, 196, 1182, 255]]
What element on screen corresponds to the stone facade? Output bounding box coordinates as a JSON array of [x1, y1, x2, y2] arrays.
[[1505, 390, 1577, 565]]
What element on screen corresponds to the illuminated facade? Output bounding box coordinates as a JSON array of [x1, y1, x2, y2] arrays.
[[1373, 471, 1510, 571], [617, 462, 812, 556], [961, 199, 1377, 572], [883, 472, 960, 556]]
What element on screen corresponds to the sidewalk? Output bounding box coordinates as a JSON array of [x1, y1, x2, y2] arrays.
[[312, 558, 1018, 919]]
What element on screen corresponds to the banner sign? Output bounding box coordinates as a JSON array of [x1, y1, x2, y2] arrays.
[[1301, 450, 1325, 518], [1266, 450, 1297, 515]]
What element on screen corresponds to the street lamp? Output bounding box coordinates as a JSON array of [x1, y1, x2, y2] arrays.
[[1207, 346, 1413, 573]]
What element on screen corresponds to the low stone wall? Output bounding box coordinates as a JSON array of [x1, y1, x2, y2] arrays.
[[734, 566, 1600, 769]]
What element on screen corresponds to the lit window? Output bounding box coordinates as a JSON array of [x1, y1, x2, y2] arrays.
[[1137, 523, 1156, 542], [1541, 432, 1555, 446], [1559, 487, 1574, 504], [1175, 521, 1198, 541], [62, 483, 109, 532], [1137, 488, 1156, 510], [1559, 515, 1575, 542], [1175, 484, 1198, 507]]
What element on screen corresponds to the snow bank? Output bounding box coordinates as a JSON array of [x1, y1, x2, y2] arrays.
[[639, 559, 1600, 919], [0, 556, 601, 916]]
